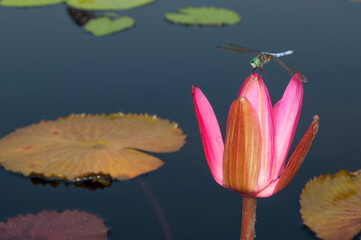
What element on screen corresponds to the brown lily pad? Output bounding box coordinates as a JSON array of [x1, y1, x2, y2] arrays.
[[300, 170, 361, 240], [0, 210, 108, 240], [0, 113, 186, 181]]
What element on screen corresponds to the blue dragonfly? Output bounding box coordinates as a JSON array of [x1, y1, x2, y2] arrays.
[[216, 44, 307, 82]]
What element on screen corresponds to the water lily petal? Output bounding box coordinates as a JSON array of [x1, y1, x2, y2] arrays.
[[256, 115, 320, 197], [255, 115, 320, 197], [192, 86, 224, 185], [238, 73, 274, 189], [254, 179, 278, 197], [272, 73, 303, 179], [223, 97, 261, 194], [273, 115, 319, 194], [272, 100, 281, 125]]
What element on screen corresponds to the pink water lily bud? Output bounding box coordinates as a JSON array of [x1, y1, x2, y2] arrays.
[[223, 97, 262, 194], [192, 73, 319, 197]]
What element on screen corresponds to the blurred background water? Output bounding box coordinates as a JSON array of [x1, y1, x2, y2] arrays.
[[0, 0, 361, 239]]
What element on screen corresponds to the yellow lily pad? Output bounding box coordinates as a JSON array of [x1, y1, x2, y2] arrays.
[[0, 113, 186, 181], [300, 170, 361, 240]]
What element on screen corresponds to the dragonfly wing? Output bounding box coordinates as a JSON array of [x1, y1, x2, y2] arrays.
[[215, 44, 261, 57], [227, 44, 262, 54], [271, 56, 307, 82]]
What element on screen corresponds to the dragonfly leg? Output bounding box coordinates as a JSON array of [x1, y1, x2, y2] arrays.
[[259, 67, 267, 81]]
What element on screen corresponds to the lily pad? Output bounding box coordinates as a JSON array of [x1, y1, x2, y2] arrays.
[[66, 0, 155, 10], [84, 16, 135, 36], [164, 7, 241, 26], [0, 210, 108, 240], [0, 113, 186, 181], [300, 170, 361, 240], [0, 0, 64, 7]]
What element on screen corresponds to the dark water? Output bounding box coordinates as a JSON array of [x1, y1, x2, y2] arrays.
[[1, 0, 361, 239]]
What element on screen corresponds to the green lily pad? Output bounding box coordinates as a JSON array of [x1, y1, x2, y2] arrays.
[[0, 0, 64, 7], [84, 16, 135, 36], [164, 7, 241, 26], [66, 0, 154, 10]]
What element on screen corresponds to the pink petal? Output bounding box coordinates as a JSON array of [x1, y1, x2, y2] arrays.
[[223, 97, 261, 194], [272, 115, 320, 195], [272, 100, 281, 125], [272, 73, 304, 180], [192, 86, 224, 185], [256, 115, 320, 197], [254, 179, 279, 197], [238, 73, 274, 190]]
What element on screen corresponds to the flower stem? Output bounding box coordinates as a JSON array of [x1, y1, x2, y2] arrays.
[[240, 196, 257, 240]]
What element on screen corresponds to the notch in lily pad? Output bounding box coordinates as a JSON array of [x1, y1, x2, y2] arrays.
[[164, 7, 242, 26], [300, 170, 361, 240], [0, 113, 186, 183]]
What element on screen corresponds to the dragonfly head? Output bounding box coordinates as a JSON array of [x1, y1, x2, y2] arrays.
[[250, 58, 261, 68]]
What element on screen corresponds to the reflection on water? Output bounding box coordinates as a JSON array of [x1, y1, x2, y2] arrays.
[[67, 7, 95, 26], [138, 179, 174, 240], [31, 175, 113, 190], [29, 176, 175, 239]]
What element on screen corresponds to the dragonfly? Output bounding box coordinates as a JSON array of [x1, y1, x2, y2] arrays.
[[215, 44, 307, 82]]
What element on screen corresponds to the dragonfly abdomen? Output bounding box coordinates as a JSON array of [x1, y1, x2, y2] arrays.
[[264, 49, 296, 57]]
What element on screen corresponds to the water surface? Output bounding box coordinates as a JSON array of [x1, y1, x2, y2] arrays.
[[1, 0, 361, 239]]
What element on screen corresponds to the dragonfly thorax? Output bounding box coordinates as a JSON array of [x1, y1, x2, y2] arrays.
[[250, 58, 261, 68]]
